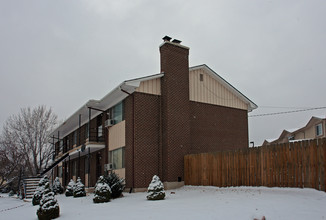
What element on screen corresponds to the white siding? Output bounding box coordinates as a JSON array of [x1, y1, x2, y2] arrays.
[[189, 69, 248, 110], [135, 78, 161, 95]]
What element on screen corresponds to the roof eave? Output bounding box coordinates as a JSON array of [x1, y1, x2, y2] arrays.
[[50, 73, 164, 139]]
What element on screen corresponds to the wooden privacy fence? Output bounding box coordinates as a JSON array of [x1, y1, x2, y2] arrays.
[[184, 138, 326, 191]]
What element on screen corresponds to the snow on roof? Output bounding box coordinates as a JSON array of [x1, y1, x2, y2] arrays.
[[264, 138, 277, 143], [284, 128, 300, 133], [312, 115, 326, 120]]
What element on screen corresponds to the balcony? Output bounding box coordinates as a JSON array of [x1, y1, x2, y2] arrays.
[[55, 128, 105, 158]]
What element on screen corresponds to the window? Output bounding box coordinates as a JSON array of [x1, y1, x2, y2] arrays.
[[58, 166, 63, 178], [98, 125, 103, 137], [59, 140, 63, 152], [200, 73, 204, 82], [109, 147, 125, 169], [316, 123, 323, 136], [112, 102, 124, 124]]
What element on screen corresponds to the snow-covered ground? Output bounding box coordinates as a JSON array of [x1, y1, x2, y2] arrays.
[[1, 186, 326, 220]]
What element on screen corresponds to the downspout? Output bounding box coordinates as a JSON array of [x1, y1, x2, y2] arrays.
[[88, 108, 91, 187], [119, 86, 135, 192], [52, 135, 55, 186], [78, 114, 81, 178], [88, 147, 90, 188]]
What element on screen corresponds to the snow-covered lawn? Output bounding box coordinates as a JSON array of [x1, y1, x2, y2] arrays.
[[1, 186, 326, 220]]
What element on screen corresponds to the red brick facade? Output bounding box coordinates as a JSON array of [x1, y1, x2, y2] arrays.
[[123, 41, 249, 189], [190, 101, 249, 154], [53, 39, 252, 190], [125, 93, 161, 189]]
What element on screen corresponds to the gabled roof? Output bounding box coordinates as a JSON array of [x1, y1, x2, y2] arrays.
[[51, 64, 257, 139], [292, 116, 325, 134], [50, 73, 163, 139], [190, 64, 258, 112], [263, 115, 326, 145]]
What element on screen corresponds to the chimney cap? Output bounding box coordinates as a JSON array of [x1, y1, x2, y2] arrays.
[[162, 35, 172, 42], [172, 39, 182, 44]]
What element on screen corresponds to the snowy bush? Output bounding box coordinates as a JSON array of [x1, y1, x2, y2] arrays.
[[32, 176, 49, 206], [52, 177, 63, 194], [147, 175, 165, 200], [73, 177, 86, 198], [8, 190, 15, 197], [39, 176, 49, 186], [52, 177, 64, 195], [93, 176, 112, 203], [106, 172, 125, 199], [65, 179, 75, 197], [37, 190, 60, 220]]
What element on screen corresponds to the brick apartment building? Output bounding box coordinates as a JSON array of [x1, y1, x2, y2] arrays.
[[46, 36, 257, 191]]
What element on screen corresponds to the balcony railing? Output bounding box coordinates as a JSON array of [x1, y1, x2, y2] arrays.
[[55, 130, 105, 156]]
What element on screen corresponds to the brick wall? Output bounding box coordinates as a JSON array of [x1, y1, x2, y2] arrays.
[[160, 42, 191, 183], [125, 92, 161, 188], [124, 96, 133, 188], [190, 101, 249, 153], [124, 41, 250, 189]]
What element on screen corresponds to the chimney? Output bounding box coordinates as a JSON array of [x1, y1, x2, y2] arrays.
[[159, 36, 189, 74], [159, 36, 191, 183]]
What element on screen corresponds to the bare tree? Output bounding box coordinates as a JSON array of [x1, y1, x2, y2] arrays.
[[0, 106, 57, 177], [0, 134, 24, 189]]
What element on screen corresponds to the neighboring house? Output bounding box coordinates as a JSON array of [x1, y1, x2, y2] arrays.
[[45, 36, 257, 191], [263, 116, 326, 145]]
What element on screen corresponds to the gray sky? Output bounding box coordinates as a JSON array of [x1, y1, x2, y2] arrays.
[[1, 0, 325, 145]]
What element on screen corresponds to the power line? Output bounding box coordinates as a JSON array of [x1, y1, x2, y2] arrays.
[[249, 107, 326, 117], [259, 105, 314, 109]]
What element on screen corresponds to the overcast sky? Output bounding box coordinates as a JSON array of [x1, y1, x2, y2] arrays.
[[1, 0, 325, 145]]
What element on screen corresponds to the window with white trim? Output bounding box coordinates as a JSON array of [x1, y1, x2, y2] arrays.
[[316, 123, 323, 136], [109, 147, 125, 169]]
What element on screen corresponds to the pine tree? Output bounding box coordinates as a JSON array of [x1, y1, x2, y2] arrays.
[[73, 177, 86, 198], [93, 176, 112, 203], [65, 179, 75, 197], [52, 177, 64, 195], [106, 172, 125, 199], [32, 176, 49, 206], [147, 175, 165, 200], [37, 185, 60, 220]]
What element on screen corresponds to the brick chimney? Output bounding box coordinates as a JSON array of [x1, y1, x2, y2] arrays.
[[160, 36, 191, 184]]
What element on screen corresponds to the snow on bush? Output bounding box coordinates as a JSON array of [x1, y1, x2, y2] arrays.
[[73, 177, 86, 198], [37, 188, 60, 220], [147, 175, 165, 200], [32, 176, 49, 206], [65, 179, 75, 197], [8, 190, 15, 197], [106, 172, 125, 199], [93, 176, 112, 203], [52, 177, 64, 195]]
